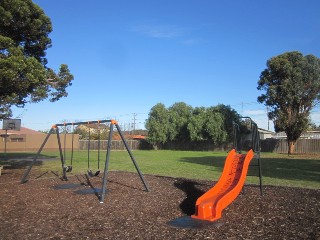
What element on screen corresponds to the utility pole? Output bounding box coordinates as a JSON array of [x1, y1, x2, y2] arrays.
[[266, 107, 270, 130], [241, 102, 244, 115], [132, 113, 137, 135]]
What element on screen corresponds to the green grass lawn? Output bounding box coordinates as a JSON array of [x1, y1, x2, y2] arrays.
[[2, 150, 319, 189]]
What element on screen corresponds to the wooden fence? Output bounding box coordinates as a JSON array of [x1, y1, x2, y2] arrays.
[[79, 140, 150, 151], [260, 139, 320, 153], [79, 139, 320, 153]]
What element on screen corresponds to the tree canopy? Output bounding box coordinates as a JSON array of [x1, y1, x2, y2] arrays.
[[0, 0, 73, 118], [257, 51, 320, 154], [145, 102, 242, 147], [145, 103, 170, 147]]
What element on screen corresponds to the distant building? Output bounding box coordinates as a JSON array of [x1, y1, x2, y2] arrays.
[[0, 127, 78, 152], [0, 127, 44, 142], [258, 128, 274, 140], [272, 131, 320, 139]]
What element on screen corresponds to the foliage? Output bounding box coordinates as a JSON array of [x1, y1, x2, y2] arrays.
[[0, 0, 74, 118], [257, 51, 320, 154], [167, 102, 193, 141], [145, 103, 170, 146], [188, 107, 226, 143], [211, 104, 243, 142], [187, 107, 207, 141], [146, 102, 242, 146]]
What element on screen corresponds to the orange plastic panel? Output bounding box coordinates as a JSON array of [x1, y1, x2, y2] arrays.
[[191, 149, 254, 221]]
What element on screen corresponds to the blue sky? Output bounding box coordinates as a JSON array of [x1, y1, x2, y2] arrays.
[[11, 0, 320, 131]]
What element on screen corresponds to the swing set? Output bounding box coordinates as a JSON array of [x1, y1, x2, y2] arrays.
[[21, 119, 150, 203]]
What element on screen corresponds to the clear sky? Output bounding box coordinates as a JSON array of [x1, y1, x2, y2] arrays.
[[10, 0, 320, 131]]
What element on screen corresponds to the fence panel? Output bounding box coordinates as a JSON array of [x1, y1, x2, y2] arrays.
[[260, 139, 320, 153], [79, 140, 141, 151], [79, 139, 320, 153]]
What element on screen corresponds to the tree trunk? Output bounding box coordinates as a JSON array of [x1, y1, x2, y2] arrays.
[[287, 140, 295, 155]]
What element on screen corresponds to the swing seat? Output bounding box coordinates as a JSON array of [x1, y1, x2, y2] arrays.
[[65, 166, 72, 173], [88, 170, 100, 177]]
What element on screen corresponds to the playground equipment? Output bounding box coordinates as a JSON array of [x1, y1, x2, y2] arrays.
[[21, 119, 150, 203], [63, 123, 73, 173], [86, 125, 101, 177], [191, 117, 262, 222]]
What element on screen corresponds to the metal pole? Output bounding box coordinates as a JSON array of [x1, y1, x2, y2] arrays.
[[100, 122, 114, 203], [98, 129, 100, 170], [55, 119, 111, 127], [56, 126, 67, 180], [21, 128, 54, 183], [115, 123, 150, 192], [4, 129, 7, 153], [257, 154, 263, 196], [4, 129, 7, 158], [88, 127, 91, 170]]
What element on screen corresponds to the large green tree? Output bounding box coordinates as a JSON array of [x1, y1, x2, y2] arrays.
[[145, 102, 242, 147], [0, 0, 73, 118], [145, 103, 170, 148], [167, 102, 193, 141], [257, 51, 320, 154], [211, 104, 242, 142], [188, 107, 226, 143]]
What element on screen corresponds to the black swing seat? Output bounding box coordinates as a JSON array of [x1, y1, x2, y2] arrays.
[[88, 169, 100, 177], [64, 166, 72, 173]]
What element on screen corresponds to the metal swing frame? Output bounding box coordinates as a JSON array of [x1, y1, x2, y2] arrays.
[[21, 119, 150, 203], [232, 117, 263, 195]]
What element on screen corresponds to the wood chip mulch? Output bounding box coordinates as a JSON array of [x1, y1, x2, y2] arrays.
[[0, 168, 319, 240]]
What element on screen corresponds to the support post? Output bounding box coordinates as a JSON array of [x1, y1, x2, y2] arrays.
[[115, 123, 150, 192], [21, 128, 54, 183], [99, 120, 150, 203], [56, 126, 67, 181], [100, 121, 114, 203]]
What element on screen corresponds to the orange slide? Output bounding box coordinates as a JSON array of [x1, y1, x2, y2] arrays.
[[192, 149, 254, 222]]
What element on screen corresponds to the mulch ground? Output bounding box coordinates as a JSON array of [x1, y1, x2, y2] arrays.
[[0, 165, 319, 240]]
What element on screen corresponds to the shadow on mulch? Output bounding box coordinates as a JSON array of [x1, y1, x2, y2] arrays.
[[174, 179, 206, 216], [170, 179, 226, 229]]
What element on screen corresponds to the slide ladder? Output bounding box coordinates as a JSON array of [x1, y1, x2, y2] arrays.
[[192, 149, 254, 221]]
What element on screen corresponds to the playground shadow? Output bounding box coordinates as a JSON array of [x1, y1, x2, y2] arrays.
[[256, 157, 320, 183], [0, 153, 56, 169], [179, 154, 320, 184], [174, 179, 207, 215], [179, 155, 226, 169]]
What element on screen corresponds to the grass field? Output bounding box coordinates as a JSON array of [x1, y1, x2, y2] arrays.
[[1, 150, 319, 189]]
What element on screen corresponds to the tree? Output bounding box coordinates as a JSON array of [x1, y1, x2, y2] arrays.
[[145, 103, 170, 147], [187, 107, 207, 141], [257, 51, 320, 154], [145, 102, 243, 147], [187, 107, 227, 144], [0, 0, 73, 118], [167, 102, 193, 141], [211, 104, 242, 142]]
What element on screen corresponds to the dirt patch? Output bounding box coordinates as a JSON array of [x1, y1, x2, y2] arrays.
[[0, 167, 319, 239]]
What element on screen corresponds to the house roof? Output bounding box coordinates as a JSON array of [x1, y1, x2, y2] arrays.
[[258, 128, 274, 134], [131, 135, 146, 140], [0, 127, 44, 135]]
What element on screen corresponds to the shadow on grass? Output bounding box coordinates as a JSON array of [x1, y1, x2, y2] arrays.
[[0, 152, 57, 169], [179, 154, 320, 184]]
